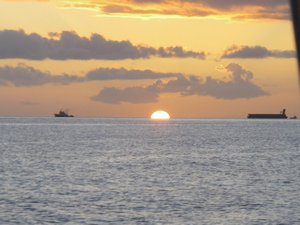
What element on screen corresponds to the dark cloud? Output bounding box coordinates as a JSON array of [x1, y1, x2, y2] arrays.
[[102, 3, 214, 17], [132, 0, 286, 8], [86, 68, 180, 80], [65, 0, 289, 21], [0, 30, 206, 60], [222, 45, 296, 59], [157, 47, 205, 58], [164, 63, 267, 99], [0, 64, 80, 86], [0, 63, 267, 103], [91, 81, 161, 104], [91, 63, 268, 104], [6, 0, 289, 20], [188, 63, 268, 99], [195, 0, 286, 9], [0, 65, 179, 86]]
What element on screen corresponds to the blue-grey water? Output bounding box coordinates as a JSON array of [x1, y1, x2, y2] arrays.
[[0, 118, 299, 224]]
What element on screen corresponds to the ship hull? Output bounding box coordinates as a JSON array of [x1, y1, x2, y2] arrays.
[[54, 114, 74, 117], [248, 114, 287, 119]]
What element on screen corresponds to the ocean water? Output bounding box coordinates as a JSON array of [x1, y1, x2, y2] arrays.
[[0, 118, 299, 225]]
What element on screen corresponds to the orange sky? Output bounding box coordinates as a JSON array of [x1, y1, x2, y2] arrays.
[[0, 0, 299, 118]]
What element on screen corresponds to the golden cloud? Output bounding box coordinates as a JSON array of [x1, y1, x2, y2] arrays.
[[62, 0, 289, 20]]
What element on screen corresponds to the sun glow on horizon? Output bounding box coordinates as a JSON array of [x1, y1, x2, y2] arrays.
[[150, 110, 171, 120]]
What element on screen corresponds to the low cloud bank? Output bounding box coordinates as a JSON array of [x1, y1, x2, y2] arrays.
[[91, 63, 268, 103], [0, 63, 268, 103], [222, 45, 296, 59], [0, 64, 179, 86], [0, 30, 205, 60]]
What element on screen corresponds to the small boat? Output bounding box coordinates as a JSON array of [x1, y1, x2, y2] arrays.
[[54, 110, 74, 117], [290, 116, 297, 119]]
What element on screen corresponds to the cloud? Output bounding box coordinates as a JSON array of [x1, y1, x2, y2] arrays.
[[63, 0, 289, 20], [188, 63, 268, 99], [0, 30, 205, 60], [91, 81, 161, 104], [199, 0, 285, 8], [222, 45, 296, 59], [0, 64, 80, 86], [0, 64, 179, 86], [165, 63, 268, 99], [0, 63, 267, 103], [86, 68, 180, 80], [91, 63, 268, 104]]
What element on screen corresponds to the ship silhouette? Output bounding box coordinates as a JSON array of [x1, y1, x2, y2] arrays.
[[54, 110, 74, 117], [248, 109, 288, 119]]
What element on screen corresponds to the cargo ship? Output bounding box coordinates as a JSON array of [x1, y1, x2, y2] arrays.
[[248, 109, 287, 119], [54, 110, 74, 117]]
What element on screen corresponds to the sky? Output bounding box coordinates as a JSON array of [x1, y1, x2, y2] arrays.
[[0, 0, 299, 118]]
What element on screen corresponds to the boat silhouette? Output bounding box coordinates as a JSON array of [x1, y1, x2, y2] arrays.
[[54, 110, 74, 117], [248, 109, 288, 119]]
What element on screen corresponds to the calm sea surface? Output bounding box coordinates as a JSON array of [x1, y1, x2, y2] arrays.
[[0, 118, 299, 224]]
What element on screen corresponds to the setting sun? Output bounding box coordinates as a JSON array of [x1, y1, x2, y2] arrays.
[[150, 110, 171, 120]]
